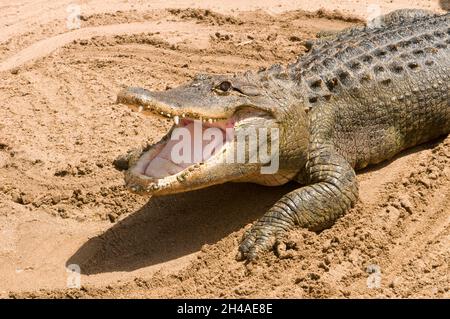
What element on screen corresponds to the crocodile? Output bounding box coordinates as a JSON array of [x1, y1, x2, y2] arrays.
[[116, 10, 450, 261]]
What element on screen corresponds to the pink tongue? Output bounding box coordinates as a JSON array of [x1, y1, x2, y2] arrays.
[[144, 123, 226, 178]]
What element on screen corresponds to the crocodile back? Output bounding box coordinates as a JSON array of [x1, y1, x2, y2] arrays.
[[290, 14, 450, 169]]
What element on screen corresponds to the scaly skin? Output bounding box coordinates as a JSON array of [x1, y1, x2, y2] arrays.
[[116, 11, 450, 261]]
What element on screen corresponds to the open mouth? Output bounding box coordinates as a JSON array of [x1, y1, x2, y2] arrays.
[[129, 108, 236, 181], [117, 86, 276, 193]]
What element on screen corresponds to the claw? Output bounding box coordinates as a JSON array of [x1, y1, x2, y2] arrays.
[[237, 224, 279, 261], [235, 250, 245, 261], [245, 248, 259, 262]]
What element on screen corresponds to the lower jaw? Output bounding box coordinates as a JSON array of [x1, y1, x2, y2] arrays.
[[124, 165, 213, 196], [125, 145, 225, 195]]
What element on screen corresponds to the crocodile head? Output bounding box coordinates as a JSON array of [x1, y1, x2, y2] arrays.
[[116, 67, 309, 196]]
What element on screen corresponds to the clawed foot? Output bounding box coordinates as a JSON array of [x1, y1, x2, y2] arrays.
[[236, 223, 286, 262]]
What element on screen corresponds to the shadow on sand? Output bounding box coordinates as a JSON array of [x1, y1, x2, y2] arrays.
[[66, 182, 298, 274]]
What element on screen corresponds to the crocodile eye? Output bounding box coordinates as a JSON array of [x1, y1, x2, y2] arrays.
[[218, 81, 232, 92]]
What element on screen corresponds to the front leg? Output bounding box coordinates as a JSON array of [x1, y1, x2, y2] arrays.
[[238, 146, 359, 261]]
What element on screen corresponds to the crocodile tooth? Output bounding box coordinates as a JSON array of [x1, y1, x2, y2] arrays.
[[138, 106, 143, 112], [174, 115, 180, 125], [182, 113, 186, 118], [208, 118, 213, 123], [166, 113, 171, 118]]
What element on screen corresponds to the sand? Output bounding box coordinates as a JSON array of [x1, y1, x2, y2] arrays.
[[0, 0, 448, 298]]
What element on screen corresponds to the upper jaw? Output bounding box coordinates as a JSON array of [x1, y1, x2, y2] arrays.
[[117, 86, 232, 122]]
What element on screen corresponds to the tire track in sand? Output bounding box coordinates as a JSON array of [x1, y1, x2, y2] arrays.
[[0, 21, 211, 72]]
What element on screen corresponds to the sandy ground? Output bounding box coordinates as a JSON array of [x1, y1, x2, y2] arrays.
[[0, 0, 449, 298]]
